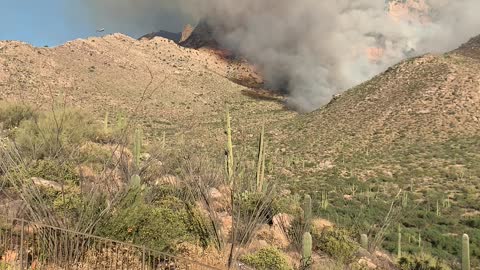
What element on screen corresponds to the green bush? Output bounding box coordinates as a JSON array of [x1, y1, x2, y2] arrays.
[[397, 253, 451, 270], [241, 246, 291, 270], [98, 188, 210, 252], [12, 109, 99, 159], [29, 159, 79, 184], [0, 103, 36, 130], [312, 227, 358, 263]]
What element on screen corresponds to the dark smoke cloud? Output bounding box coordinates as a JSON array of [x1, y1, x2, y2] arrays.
[[84, 0, 480, 112]]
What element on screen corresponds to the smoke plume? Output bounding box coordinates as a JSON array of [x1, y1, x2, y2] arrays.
[[84, 0, 480, 112]]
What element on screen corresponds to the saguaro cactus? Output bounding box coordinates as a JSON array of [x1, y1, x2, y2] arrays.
[[303, 194, 312, 231], [321, 191, 329, 210], [225, 107, 234, 184], [462, 234, 470, 270], [397, 226, 402, 258], [255, 124, 266, 192], [360, 234, 369, 250], [302, 232, 313, 268]]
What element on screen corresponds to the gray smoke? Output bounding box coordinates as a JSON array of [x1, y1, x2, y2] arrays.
[[83, 0, 480, 112]]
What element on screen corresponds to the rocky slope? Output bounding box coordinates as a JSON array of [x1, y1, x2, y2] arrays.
[[1, 31, 480, 266]]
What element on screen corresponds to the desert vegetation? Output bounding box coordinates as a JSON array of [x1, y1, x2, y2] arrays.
[[0, 98, 476, 270]]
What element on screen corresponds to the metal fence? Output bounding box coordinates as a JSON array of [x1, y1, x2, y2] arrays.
[[0, 215, 221, 270]]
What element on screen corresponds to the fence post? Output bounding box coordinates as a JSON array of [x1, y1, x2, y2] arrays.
[[142, 246, 146, 270], [19, 219, 25, 270]]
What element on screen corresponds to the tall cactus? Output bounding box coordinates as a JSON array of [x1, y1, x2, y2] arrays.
[[397, 225, 402, 258], [303, 194, 312, 232], [360, 234, 369, 250], [321, 191, 329, 210], [133, 128, 142, 169], [255, 124, 266, 192], [302, 232, 313, 268], [462, 234, 470, 270], [225, 107, 234, 185]]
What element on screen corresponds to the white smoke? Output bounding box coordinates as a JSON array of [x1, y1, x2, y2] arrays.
[[83, 0, 480, 112]]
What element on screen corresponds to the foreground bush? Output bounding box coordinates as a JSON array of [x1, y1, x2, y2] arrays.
[[397, 253, 451, 270], [98, 187, 211, 252], [312, 227, 358, 264], [12, 108, 99, 159], [241, 246, 291, 270], [0, 102, 37, 130]]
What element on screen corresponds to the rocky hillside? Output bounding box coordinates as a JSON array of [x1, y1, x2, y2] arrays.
[[0, 33, 275, 145], [1, 31, 480, 266]]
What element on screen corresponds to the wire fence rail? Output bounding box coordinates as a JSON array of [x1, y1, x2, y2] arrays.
[[0, 215, 221, 270]]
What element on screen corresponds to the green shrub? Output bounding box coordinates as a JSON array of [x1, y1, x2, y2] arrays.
[[272, 194, 302, 216], [241, 246, 291, 270], [78, 142, 113, 165], [312, 227, 357, 263], [397, 253, 451, 270], [0, 103, 36, 130], [13, 109, 98, 159], [29, 159, 79, 184], [98, 188, 210, 252]]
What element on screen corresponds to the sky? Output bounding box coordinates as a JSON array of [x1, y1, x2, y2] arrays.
[[0, 0, 190, 47]]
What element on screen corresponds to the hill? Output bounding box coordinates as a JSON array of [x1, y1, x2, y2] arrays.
[[1, 32, 480, 267]]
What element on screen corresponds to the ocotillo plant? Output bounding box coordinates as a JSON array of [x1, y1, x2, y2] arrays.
[[360, 234, 369, 250], [133, 128, 142, 169], [397, 225, 402, 258], [302, 232, 313, 268], [303, 194, 312, 232], [255, 123, 266, 192], [225, 107, 234, 185], [462, 234, 470, 270]]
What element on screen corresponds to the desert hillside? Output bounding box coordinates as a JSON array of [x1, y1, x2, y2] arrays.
[[0, 33, 279, 147], [1, 31, 480, 269]]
